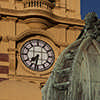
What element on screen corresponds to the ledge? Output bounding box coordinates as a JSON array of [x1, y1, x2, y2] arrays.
[[4, 29, 68, 47], [0, 8, 84, 26]]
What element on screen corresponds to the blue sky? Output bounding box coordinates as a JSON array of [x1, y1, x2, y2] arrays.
[[81, 0, 100, 19]]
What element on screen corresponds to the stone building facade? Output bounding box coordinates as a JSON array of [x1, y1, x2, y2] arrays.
[[0, 0, 84, 100]]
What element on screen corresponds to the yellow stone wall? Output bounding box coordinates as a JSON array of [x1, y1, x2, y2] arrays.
[[0, 0, 84, 100]]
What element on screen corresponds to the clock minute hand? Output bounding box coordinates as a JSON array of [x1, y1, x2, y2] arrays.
[[34, 54, 39, 70], [35, 54, 39, 66]]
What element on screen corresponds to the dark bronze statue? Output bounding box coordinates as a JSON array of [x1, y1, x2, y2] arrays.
[[41, 12, 100, 100]]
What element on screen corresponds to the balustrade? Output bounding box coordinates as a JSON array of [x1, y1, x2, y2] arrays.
[[23, 0, 55, 9]]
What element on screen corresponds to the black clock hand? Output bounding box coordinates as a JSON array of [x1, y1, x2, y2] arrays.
[[31, 54, 39, 70], [31, 54, 39, 61], [35, 54, 39, 70]]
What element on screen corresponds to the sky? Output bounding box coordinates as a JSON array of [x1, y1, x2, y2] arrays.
[[81, 0, 100, 19]]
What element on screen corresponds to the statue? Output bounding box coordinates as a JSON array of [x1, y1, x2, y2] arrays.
[[41, 12, 100, 100]]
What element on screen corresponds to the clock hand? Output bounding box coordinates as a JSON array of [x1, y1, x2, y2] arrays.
[[31, 54, 39, 70], [31, 54, 38, 61], [35, 54, 39, 70]]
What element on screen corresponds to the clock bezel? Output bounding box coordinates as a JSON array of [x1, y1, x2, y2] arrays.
[[20, 39, 55, 72]]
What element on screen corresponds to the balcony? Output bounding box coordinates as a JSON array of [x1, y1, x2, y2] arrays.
[[23, 0, 55, 10]]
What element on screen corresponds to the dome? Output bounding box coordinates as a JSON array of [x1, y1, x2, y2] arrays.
[[0, 80, 42, 100]]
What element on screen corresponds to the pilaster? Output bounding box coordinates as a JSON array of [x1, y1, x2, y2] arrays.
[[9, 0, 16, 9], [7, 17, 17, 76]]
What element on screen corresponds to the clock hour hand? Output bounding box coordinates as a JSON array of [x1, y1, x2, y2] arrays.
[[31, 54, 39, 62], [31, 54, 39, 70]]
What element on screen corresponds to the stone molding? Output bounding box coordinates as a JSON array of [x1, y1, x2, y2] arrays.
[[0, 8, 84, 26], [69, 26, 84, 30], [23, 18, 53, 29], [1, 27, 82, 46], [2, 36, 9, 42], [2, 29, 68, 46]]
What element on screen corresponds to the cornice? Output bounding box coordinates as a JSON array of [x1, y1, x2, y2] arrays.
[[69, 26, 84, 30], [15, 29, 68, 47], [0, 8, 84, 26], [2, 29, 68, 47], [1, 16, 18, 22]]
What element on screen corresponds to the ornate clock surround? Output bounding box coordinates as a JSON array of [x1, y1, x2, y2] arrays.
[[16, 29, 59, 77]]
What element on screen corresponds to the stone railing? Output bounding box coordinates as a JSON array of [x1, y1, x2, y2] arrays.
[[23, 0, 55, 9]]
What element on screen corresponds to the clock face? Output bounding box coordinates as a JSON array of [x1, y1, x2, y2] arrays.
[[20, 39, 55, 71]]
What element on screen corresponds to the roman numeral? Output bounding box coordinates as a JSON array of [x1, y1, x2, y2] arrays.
[[42, 43, 46, 48], [30, 43, 33, 47], [25, 47, 29, 49], [48, 56, 53, 58], [42, 64, 46, 68], [46, 61, 51, 64], [21, 53, 27, 55], [34, 65, 38, 71], [37, 40, 39, 46], [24, 58, 29, 61], [47, 49, 52, 53]]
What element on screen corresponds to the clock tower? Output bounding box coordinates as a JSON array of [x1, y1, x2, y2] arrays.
[[0, 0, 84, 100]]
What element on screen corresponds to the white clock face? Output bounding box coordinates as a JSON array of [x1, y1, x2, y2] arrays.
[[20, 39, 55, 71]]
